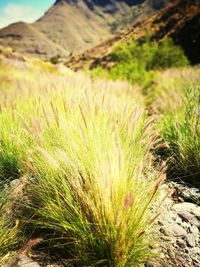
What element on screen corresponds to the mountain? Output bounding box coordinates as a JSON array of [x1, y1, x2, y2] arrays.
[[0, 22, 69, 58], [65, 0, 200, 70], [0, 0, 170, 59]]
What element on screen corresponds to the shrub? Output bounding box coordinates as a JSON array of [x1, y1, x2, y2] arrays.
[[90, 37, 189, 88], [146, 38, 189, 70]]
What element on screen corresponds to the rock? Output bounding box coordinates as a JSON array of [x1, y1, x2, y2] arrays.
[[187, 234, 196, 247], [9, 179, 20, 188], [164, 224, 187, 237], [161, 235, 172, 241], [173, 202, 197, 213], [159, 211, 175, 224], [150, 184, 200, 267], [192, 258, 200, 266], [193, 207, 200, 218], [190, 247, 200, 255], [177, 239, 186, 248], [167, 247, 175, 259], [175, 215, 182, 224], [18, 255, 41, 267], [190, 225, 199, 234], [169, 182, 200, 204], [180, 221, 191, 230], [178, 210, 196, 222], [159, 253, 165, 259], [7, 254, 41, 267]]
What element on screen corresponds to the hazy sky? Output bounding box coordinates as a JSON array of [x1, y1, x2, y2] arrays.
[[0, 0, 55, 29]]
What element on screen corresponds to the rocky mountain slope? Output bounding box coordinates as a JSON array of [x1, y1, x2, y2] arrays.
[[65, 0, 200, 70], [0, 0, 170, 59]]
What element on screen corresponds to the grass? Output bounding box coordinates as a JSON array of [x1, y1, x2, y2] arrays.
[[142, 66, 200, 185], [144, 67, 200, 113], [88, 34, 199, 186], [158, 85, 200, 186], [21, 95, 163, 266], [0, 55, 165, 266], [0, 45, 199, 266], [0, 184, 19, 265]]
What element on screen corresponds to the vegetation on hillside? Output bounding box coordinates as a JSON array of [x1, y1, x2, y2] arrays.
[[90, 37, 189, 88]]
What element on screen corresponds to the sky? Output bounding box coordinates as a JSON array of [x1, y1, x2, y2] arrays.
[[0, 0, 55, 29]]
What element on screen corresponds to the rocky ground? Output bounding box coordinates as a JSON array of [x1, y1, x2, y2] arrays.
[[146, 182, 200, 267], [6, 181, 200, 267]]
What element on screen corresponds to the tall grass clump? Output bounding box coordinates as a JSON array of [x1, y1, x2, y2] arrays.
[[24, 96, 164, 267], [0, 76, 164, 266], [158, 86, 200, 186], [0, 184, 19, 265], [0, 105, 36, 181]]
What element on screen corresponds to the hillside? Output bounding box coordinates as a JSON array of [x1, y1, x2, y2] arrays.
[[65, 0, 200, 70], [0, 0, 170, 59], [0, 22, 69, 58]]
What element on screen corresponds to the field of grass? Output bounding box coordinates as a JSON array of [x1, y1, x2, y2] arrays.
[[0, 45, 199, 266]]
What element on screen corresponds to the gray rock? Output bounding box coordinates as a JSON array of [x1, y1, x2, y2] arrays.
[[175, 215, 182, 224], [193, 207, 200, 219], [18, 255, 41, 267], [164, 224, 187, 237], [187, 234, 196, 247], [178, 210, 196, 222], [177, 239, 186, 248], [9, 179, 20, 188], [190, 225, 199, 234], [167, 247, 175, 259], [180, 221, 191, 231], [159, 211, 175, 224], [173, 202, 197, 212], [7, 254, 41, 267], [190, 247, 200, 255], [161, 235, 172, 242]]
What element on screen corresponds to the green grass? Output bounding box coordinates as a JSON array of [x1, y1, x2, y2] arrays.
[[23, 99, 163, 266], [142, 66, 200, 185], [0, 65, 164, 266], [0, 184, 19, 265], [158, 86, 200, 185]]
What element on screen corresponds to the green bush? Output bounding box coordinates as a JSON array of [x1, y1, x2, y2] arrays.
[[146, 38, 189, 70], [91, 37, 189, 87]]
